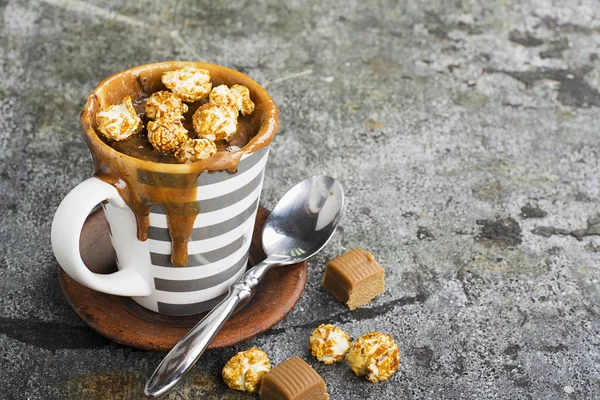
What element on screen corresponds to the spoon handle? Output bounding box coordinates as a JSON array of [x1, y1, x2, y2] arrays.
[[144, 261, 272, 398]]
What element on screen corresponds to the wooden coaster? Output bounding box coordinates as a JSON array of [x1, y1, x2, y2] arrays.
[[58, 206, 308, 352]]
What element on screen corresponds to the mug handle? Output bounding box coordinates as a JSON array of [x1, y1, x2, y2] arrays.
[[51, 177, 151, 297]]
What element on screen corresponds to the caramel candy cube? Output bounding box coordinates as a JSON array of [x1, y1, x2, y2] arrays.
[[259, 357, 329, 400], [322, 248, 384, 310]]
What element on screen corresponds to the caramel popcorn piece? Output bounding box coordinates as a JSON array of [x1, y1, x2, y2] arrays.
[[147, 118, 188, 154], [230, 84, 255, 115], [322, 248, 385, 310], [222, 347, 271, 393], [308, 324, 351, 364], [144, 90, 188, 120], [209, 84, 255, 116], [175, 138, 217, 163], [192, 103, 238, 142], [346, 332, 400, 383], [95, 96, 142, 141], [209, 84, 241, 111], [161, 66, 212, 102]]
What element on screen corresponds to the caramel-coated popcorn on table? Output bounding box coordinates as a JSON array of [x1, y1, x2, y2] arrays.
[[147, 118, 189, 154], [144, 90, 188, 120], [222, 347, 271, 393], [175, 138, 217, 163], [308, 324, 351, 364], [346, 332, 400, 383], [95, 95, 142, 141], [161, 66, 212, 102], [192, 103, 238, 142]]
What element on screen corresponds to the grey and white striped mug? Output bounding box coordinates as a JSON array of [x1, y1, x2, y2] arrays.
[[51, 62, 278, 316]]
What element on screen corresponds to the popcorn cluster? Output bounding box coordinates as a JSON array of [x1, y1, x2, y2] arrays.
[[95, 66, 256, 163], [222, 347, 271, 393], [95, 96, 143, 141], [308, 324, 351, 364], [345, 332, 400, 383], [220, 327, 400, 395]]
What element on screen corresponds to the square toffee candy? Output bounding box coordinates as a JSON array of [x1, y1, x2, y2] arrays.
[[322, 248, 385, 310], [259, 356, 329, 400]]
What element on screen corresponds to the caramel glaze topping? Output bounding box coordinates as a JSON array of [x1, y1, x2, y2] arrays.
[[80, 62, 278, 267]]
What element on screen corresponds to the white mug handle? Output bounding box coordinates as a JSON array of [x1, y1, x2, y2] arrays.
[[51, 177, 151, 297]]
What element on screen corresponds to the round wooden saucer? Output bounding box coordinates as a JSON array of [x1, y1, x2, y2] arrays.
[[58, 206, 308, 352]]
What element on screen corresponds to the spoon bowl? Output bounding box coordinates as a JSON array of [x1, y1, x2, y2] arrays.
[[263, 176, 344, 263]]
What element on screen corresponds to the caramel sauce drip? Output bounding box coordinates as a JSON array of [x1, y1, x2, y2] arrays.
[[81, 62, 278, 267]]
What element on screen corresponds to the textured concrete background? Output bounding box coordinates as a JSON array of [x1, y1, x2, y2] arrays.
[[1, 0, 600, 398]]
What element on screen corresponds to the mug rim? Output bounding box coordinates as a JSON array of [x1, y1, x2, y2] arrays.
[[80, 61, 279, 173]]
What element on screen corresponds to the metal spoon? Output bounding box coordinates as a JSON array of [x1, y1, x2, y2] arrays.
[[144, 176, 344, 398]]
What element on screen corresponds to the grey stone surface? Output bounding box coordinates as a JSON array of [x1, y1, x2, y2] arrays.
[[1, 0, 600, 398]]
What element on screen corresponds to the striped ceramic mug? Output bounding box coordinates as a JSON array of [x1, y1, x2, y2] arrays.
[[51, 62, 278, 316]]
